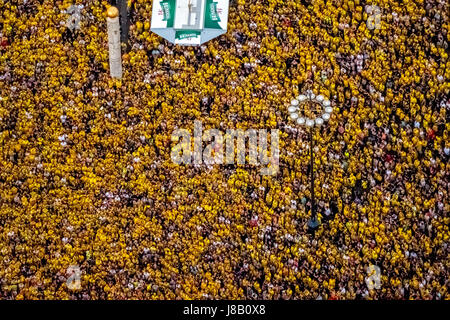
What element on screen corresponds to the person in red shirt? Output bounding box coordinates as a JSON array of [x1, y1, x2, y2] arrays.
[[427, 129, 436, 140], [0, 37, 8, 48], [329, 292, 339, 300]]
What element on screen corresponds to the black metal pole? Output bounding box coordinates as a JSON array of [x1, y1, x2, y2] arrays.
[[310, 127, 315, 221], [307, 125, 319, 230], [118, 0, 130, 51]]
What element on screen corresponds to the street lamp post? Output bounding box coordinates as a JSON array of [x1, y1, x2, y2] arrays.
[[288, 91, 333, 230]]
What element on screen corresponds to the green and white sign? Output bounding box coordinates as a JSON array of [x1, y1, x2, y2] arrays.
[[151, 0, 229, 45]]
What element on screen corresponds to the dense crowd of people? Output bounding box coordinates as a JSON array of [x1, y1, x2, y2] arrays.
[[0, 0, 448, 299]]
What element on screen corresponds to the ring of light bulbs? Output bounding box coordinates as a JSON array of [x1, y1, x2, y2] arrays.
[[288, 91, 333, 127]]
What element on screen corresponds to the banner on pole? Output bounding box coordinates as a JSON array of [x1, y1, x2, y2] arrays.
[[151, 0, 229, 45]]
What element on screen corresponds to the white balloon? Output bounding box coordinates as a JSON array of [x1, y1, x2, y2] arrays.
[[315, 117, 324, 125], [291, 99, 299, 106], [325, 106, 333, 113], [297, 117, 305, 125], [306, 119, 315, 127], [297, 95, 307, 102], [290, 113, 299, 120], [322, 113, 331, 120], [288, 106, 298, 113], [323, 100, 331, 107], [316, 95, 324, 102]]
